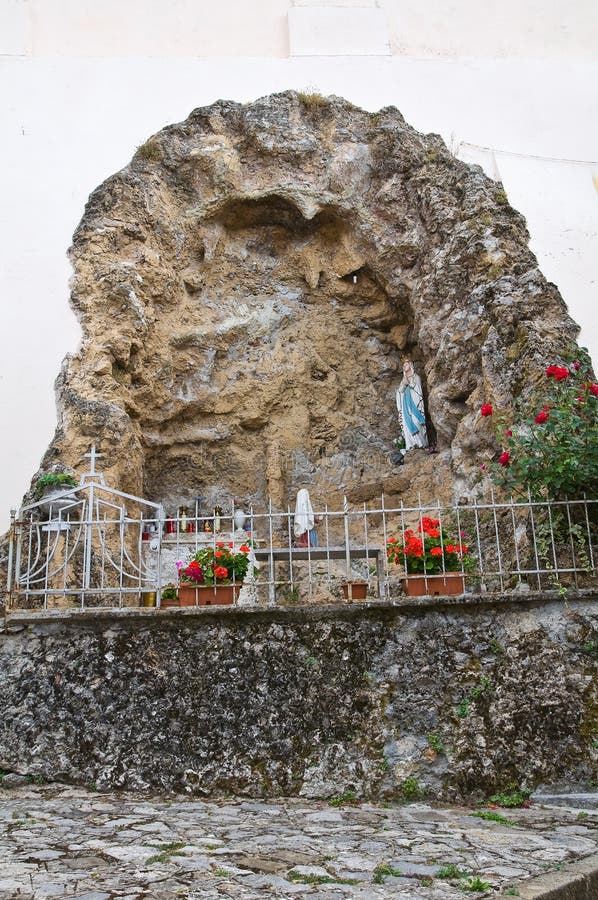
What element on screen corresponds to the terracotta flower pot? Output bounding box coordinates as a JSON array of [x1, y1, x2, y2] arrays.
[[402, 573, 465, 597], [178, 583, 241, 606], [342, 582, 368, 601]]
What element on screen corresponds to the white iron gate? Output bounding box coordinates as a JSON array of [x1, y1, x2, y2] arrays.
[[6, 449, 163, 611]]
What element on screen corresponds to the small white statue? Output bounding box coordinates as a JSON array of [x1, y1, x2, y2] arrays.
[[396, 359, 428, 455]]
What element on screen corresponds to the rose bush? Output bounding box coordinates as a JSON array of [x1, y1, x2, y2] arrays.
[[480, 351, 598, 499]]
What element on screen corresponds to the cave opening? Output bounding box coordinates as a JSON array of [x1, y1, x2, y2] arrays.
[[138, 195, 424, 514]]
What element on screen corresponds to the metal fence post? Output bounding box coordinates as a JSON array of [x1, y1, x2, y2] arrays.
[[4, 508, 16, 617]]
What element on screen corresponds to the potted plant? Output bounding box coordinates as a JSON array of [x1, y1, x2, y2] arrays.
[[177, 542, 255, 606], [34, 472, 79, 519], [387, 517, 471, 596], [159, 583, 179, 608]]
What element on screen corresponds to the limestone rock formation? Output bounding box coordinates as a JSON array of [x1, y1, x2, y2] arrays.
[[35, 91, 579, 513]]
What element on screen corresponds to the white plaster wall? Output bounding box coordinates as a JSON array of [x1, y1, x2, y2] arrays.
[[2, 0, 291, 57], [0, 0, 597, 530], [3, 0, 597, 59], [288, 7, 390, 56], [385, 0, 598, 59]]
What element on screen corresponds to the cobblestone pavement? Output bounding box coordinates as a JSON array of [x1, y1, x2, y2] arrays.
[[0, 786, 597, 898]]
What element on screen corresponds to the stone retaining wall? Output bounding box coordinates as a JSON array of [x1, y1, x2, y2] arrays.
[[1, 594, 597, 800]]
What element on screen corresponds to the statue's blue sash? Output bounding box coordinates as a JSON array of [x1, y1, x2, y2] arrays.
[[403, 387, 425, 436]]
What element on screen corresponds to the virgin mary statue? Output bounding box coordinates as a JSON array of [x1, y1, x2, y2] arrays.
[[396, 360, 428, 454]]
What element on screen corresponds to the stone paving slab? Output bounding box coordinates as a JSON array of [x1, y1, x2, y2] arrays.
[[0, 785, 597, 898]]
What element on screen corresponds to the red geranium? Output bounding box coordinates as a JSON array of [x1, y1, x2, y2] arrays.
[[404, 531, 424, 556], [387, 522, 471, 575], [499, 451, 511, 467], [418, 517, 440, 534], [534, 410, 549, 424], [181, 560, 204, 583], [480, 404, 493, 417], [590, 383, 598, 397], [445, 543, 467, 554], [180, 544, 254, 586]]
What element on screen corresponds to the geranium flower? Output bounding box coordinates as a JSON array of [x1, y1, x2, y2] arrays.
[[499, 451, 511, 467], [182, 560, 204, 583], [480, 404, 493, 417], [404, 536, 424, 555], [418, 517, 440, 534], [214, 550, 224, 558], [534, 410, 549, 424], [505, 429, 512, 437], [387, 525, 471, 575], [214, 565, 229, 580], [590, 383, 598, 397], [239, 545, 250, 553]]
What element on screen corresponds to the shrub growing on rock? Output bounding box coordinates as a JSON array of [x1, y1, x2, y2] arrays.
[[480, 351, 598, 499]]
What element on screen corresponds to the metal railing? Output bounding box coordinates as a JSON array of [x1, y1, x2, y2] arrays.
[[5, 490, 597, 613]]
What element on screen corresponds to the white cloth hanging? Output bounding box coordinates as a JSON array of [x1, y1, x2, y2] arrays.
[[293, 488, 315, 537]]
